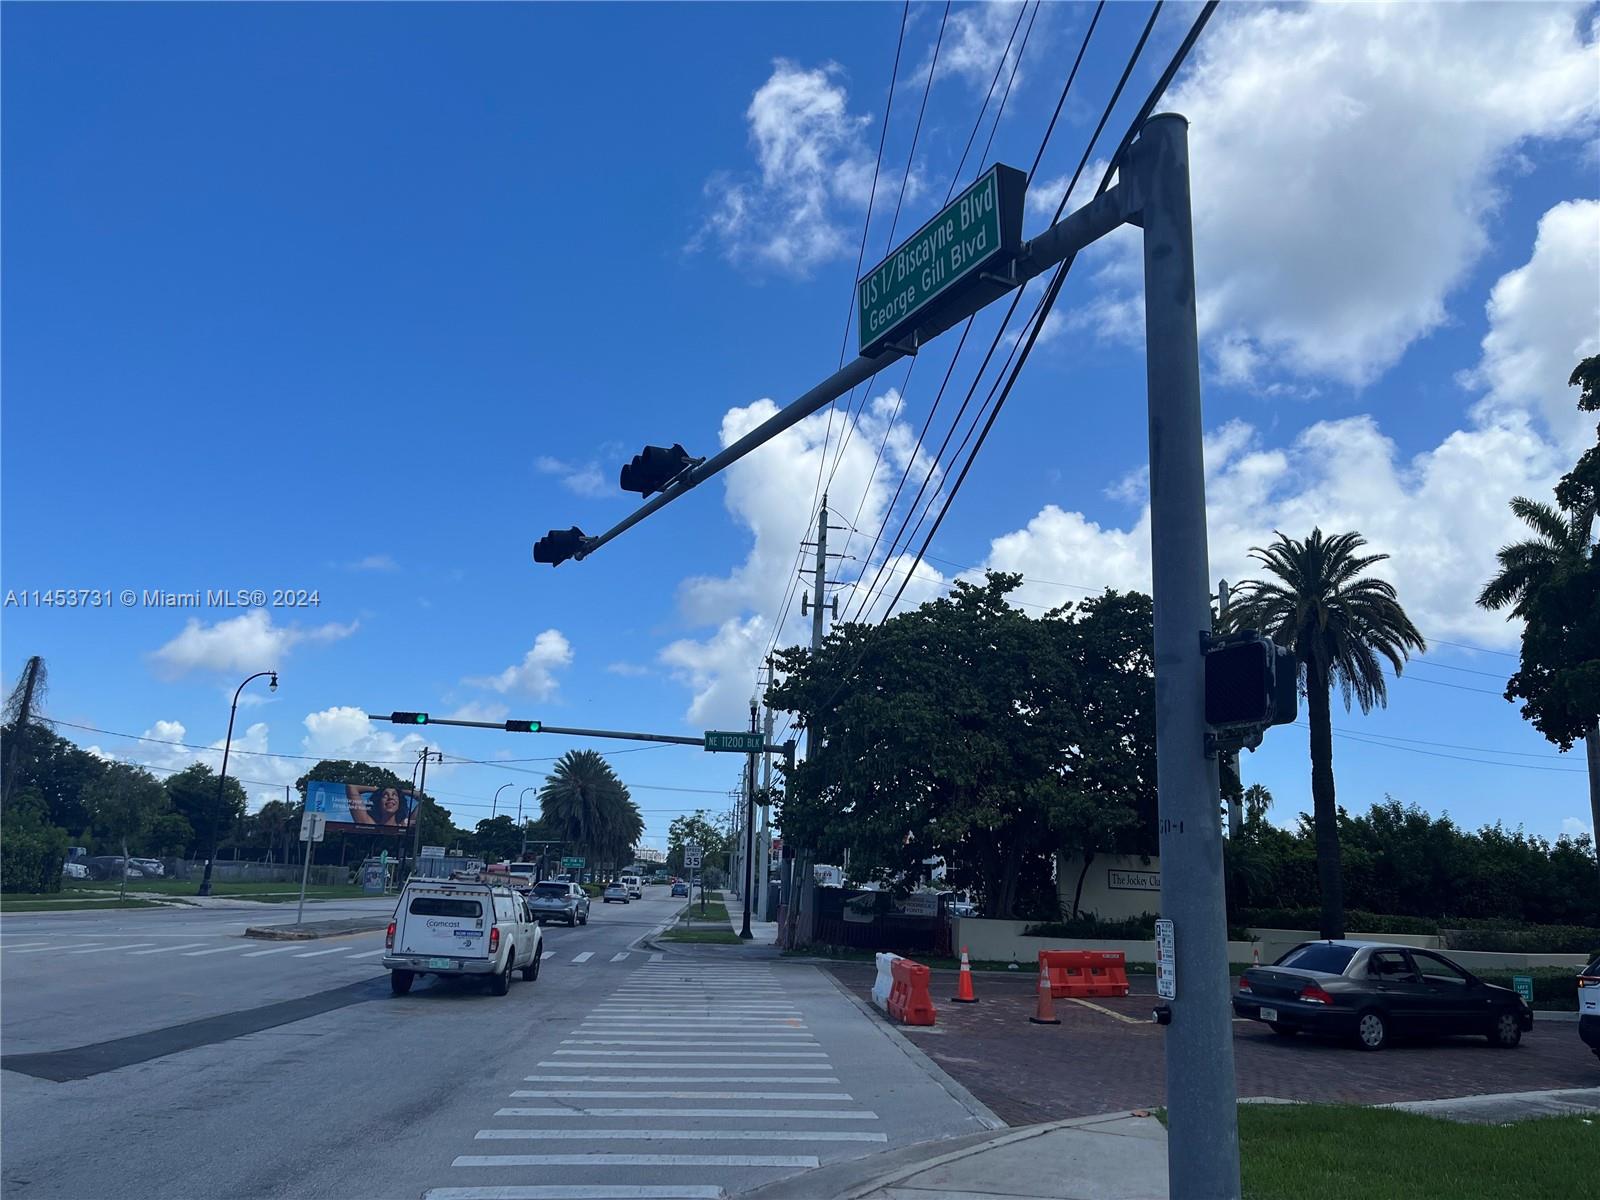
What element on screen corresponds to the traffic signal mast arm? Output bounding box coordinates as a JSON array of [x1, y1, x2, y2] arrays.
[[371, 711, 792, 755], [562, 185, 1133, 564]]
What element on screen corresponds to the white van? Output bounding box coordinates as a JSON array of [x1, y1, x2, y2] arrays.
[[383, 879, 542, 997], [622, 874, 643, 899]]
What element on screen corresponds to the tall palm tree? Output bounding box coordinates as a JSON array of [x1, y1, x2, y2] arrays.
[[1478, 491, 1599, 893], [1225, 529, 1425, 939], [539, 750, 643, 873]]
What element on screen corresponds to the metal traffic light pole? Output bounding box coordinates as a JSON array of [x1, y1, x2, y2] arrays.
[[530, 110, 1240, 1200]]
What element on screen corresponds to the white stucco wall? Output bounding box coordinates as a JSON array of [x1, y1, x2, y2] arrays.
[[1056, 853, 1163, 921]]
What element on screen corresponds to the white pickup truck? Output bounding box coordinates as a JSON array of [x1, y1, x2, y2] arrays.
[[383, 879, 542, 997]]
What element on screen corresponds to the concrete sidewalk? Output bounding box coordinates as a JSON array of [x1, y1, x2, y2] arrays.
[[745, 1112, 1168, 1200], [721, 886, 779, 943]]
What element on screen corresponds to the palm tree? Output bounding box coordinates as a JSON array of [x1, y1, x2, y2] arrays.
[[1478, 491, 1599, 893], [1225, 529, 1425, 939], [539, 750, 643, 874]]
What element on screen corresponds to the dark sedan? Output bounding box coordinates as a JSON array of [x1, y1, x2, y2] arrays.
[[1233, 939, 1533, 1051]]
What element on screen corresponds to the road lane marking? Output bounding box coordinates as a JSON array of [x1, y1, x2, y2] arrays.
[[10, 945, 81, 954], [426, 1189, 723, 1200], [571, 952, 594, 963], [241, 945, 302, 958], [474, 1129, 885, 1142], [553, 1050, 827, 1058], [450, 1154, 821, 1168], [561, 1039, 816, 1047], [583, 1018, 806, 1025], [127, 943, 208, 955], [293, 947, 346, 958], [66, 943, 157, 954], [610, 952, 630, 962], [650, 952, 664, 962], [510, 1090, 851, 1100], [1065, 997, 1148, 1025], [575, 1028, 812, 1037], [540, 952, 554, 960], [540, 1068, 838, 1075], [1, 943, 51, 952], [493, 1107, 876, 1120], [182, 945, 249, 956], [521, 1076, 840, 1084], [347, 949, 387, 959]]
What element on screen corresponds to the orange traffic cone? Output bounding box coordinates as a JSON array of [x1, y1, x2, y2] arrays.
[[951, 947, 979, 1003], [1029, 958, 1060, 1025]]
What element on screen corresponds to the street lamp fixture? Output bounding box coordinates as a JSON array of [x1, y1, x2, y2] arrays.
[[197, 670, 278, 897], [493, 782, 512, 820]]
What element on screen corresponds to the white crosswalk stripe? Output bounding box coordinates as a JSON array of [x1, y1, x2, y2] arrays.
[[420, 960, 888, 1199]]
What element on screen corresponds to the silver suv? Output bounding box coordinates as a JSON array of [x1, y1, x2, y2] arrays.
[[527, 880, 590, 927]]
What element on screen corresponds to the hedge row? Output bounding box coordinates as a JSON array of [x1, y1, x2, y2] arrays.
[[1236, 908, 1439, 935], [1440, 920, 1600, 955], [1, 822, 69, 894], [1472, 966, 1586, 1010]]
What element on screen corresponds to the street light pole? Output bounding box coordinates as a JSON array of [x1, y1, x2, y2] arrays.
[[198, 670, 277, 897], [739, 695, 757, 939], [410, 747, 442, 877], [493, 782, 512, 821], [519, 787, 536, 859]]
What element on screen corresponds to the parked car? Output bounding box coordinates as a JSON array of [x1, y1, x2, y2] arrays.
[[85, 856, 145, 881], [131, 858, 164, 878], [621, 874, 643, 899], [61, 861, 89, 880], [527, 880, 590, 927], [1233, 940, 1533, 1050], [383, 878, 542, 996], [602, 882, 630, 904], [1579, 956, 1600, 1061], [671, 881, 689, 898]]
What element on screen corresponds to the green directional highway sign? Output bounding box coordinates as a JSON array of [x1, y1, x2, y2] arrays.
[[562, 856, 585, 869], [858, 163, 1027, 357], [704, 730, 765, 753]]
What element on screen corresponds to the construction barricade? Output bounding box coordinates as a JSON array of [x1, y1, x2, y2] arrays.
[[886, 957, 937, 1026], [871, 952, 903, 1012], [1038, 949, 1131, 998]]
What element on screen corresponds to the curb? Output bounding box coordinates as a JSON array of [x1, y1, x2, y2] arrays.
[[818, 964, 1007, 1133], [244, 917, 389, 941], [741, 1110, 1159, 1200]]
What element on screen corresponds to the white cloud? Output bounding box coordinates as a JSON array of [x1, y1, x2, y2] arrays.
[[535, 455, 610, 498], [661, 382, 943, 725], [606, 662, 652, 678], [1463, 198, 1600, 453], [693, 60, 878, 275], [1077, 2, 1598, 386], [345, 554, 398, 572], [440, 700, 511, 724], [1562, 815, 1594, 840], [150, 610, 357, 678], [932, 0, 1029, 93], [466, 629, 574, 698]]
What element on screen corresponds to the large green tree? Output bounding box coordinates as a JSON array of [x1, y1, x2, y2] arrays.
[[539, 750, 643, 873], [666, 809, 730, 875], [86, 764, 168, 900], [1224, 529, 1425, 939], [1478, 355, 1600, 892], [769, 574, 1156, 919], [162, 763, 247, 860]]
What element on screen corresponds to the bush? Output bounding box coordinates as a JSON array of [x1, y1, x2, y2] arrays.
[[1471, 966, 1585, 1010], [1237, 908, 1438, 935], [1440, 921, 1600, 955], [1, 820, 70, 893]]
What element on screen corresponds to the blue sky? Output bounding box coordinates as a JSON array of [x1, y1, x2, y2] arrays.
[[3, 2, 1597, 855]]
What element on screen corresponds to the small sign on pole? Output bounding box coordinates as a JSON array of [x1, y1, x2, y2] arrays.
[[299, 812, 327, 842], [1512, 974, 1533, 1005], [1155, 918, 1177, 1001], [704, 730, 764, 753]]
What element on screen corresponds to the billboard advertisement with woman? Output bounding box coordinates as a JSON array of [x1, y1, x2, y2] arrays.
[[305, 780, 417, 835]]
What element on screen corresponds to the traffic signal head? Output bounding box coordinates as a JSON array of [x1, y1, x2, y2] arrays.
[[533, 526, 588, 566], [620, 443, 694, 495], [390, 711, 429, 725], [1204, 633, 1297, 729], [505, 719, 542, 733]]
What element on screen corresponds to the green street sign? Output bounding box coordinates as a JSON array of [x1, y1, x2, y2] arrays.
[[704, 730, 765, 753], [857, 163, 1026, 357], [562, 856, 585, 869], [1512, 974, 1533, 1004]]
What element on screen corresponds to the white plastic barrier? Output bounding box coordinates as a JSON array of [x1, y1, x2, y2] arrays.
[[871, 952, 903, 1011]]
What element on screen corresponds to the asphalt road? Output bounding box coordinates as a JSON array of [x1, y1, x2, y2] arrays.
[[1, 888, 989, 1200]]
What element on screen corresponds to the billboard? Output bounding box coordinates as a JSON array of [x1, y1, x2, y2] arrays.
[[305, 780, 417, 835]]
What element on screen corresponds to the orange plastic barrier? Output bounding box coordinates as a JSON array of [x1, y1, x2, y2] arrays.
[[1038, 949, 1130, 998], [887, 957, 938, 1026]]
